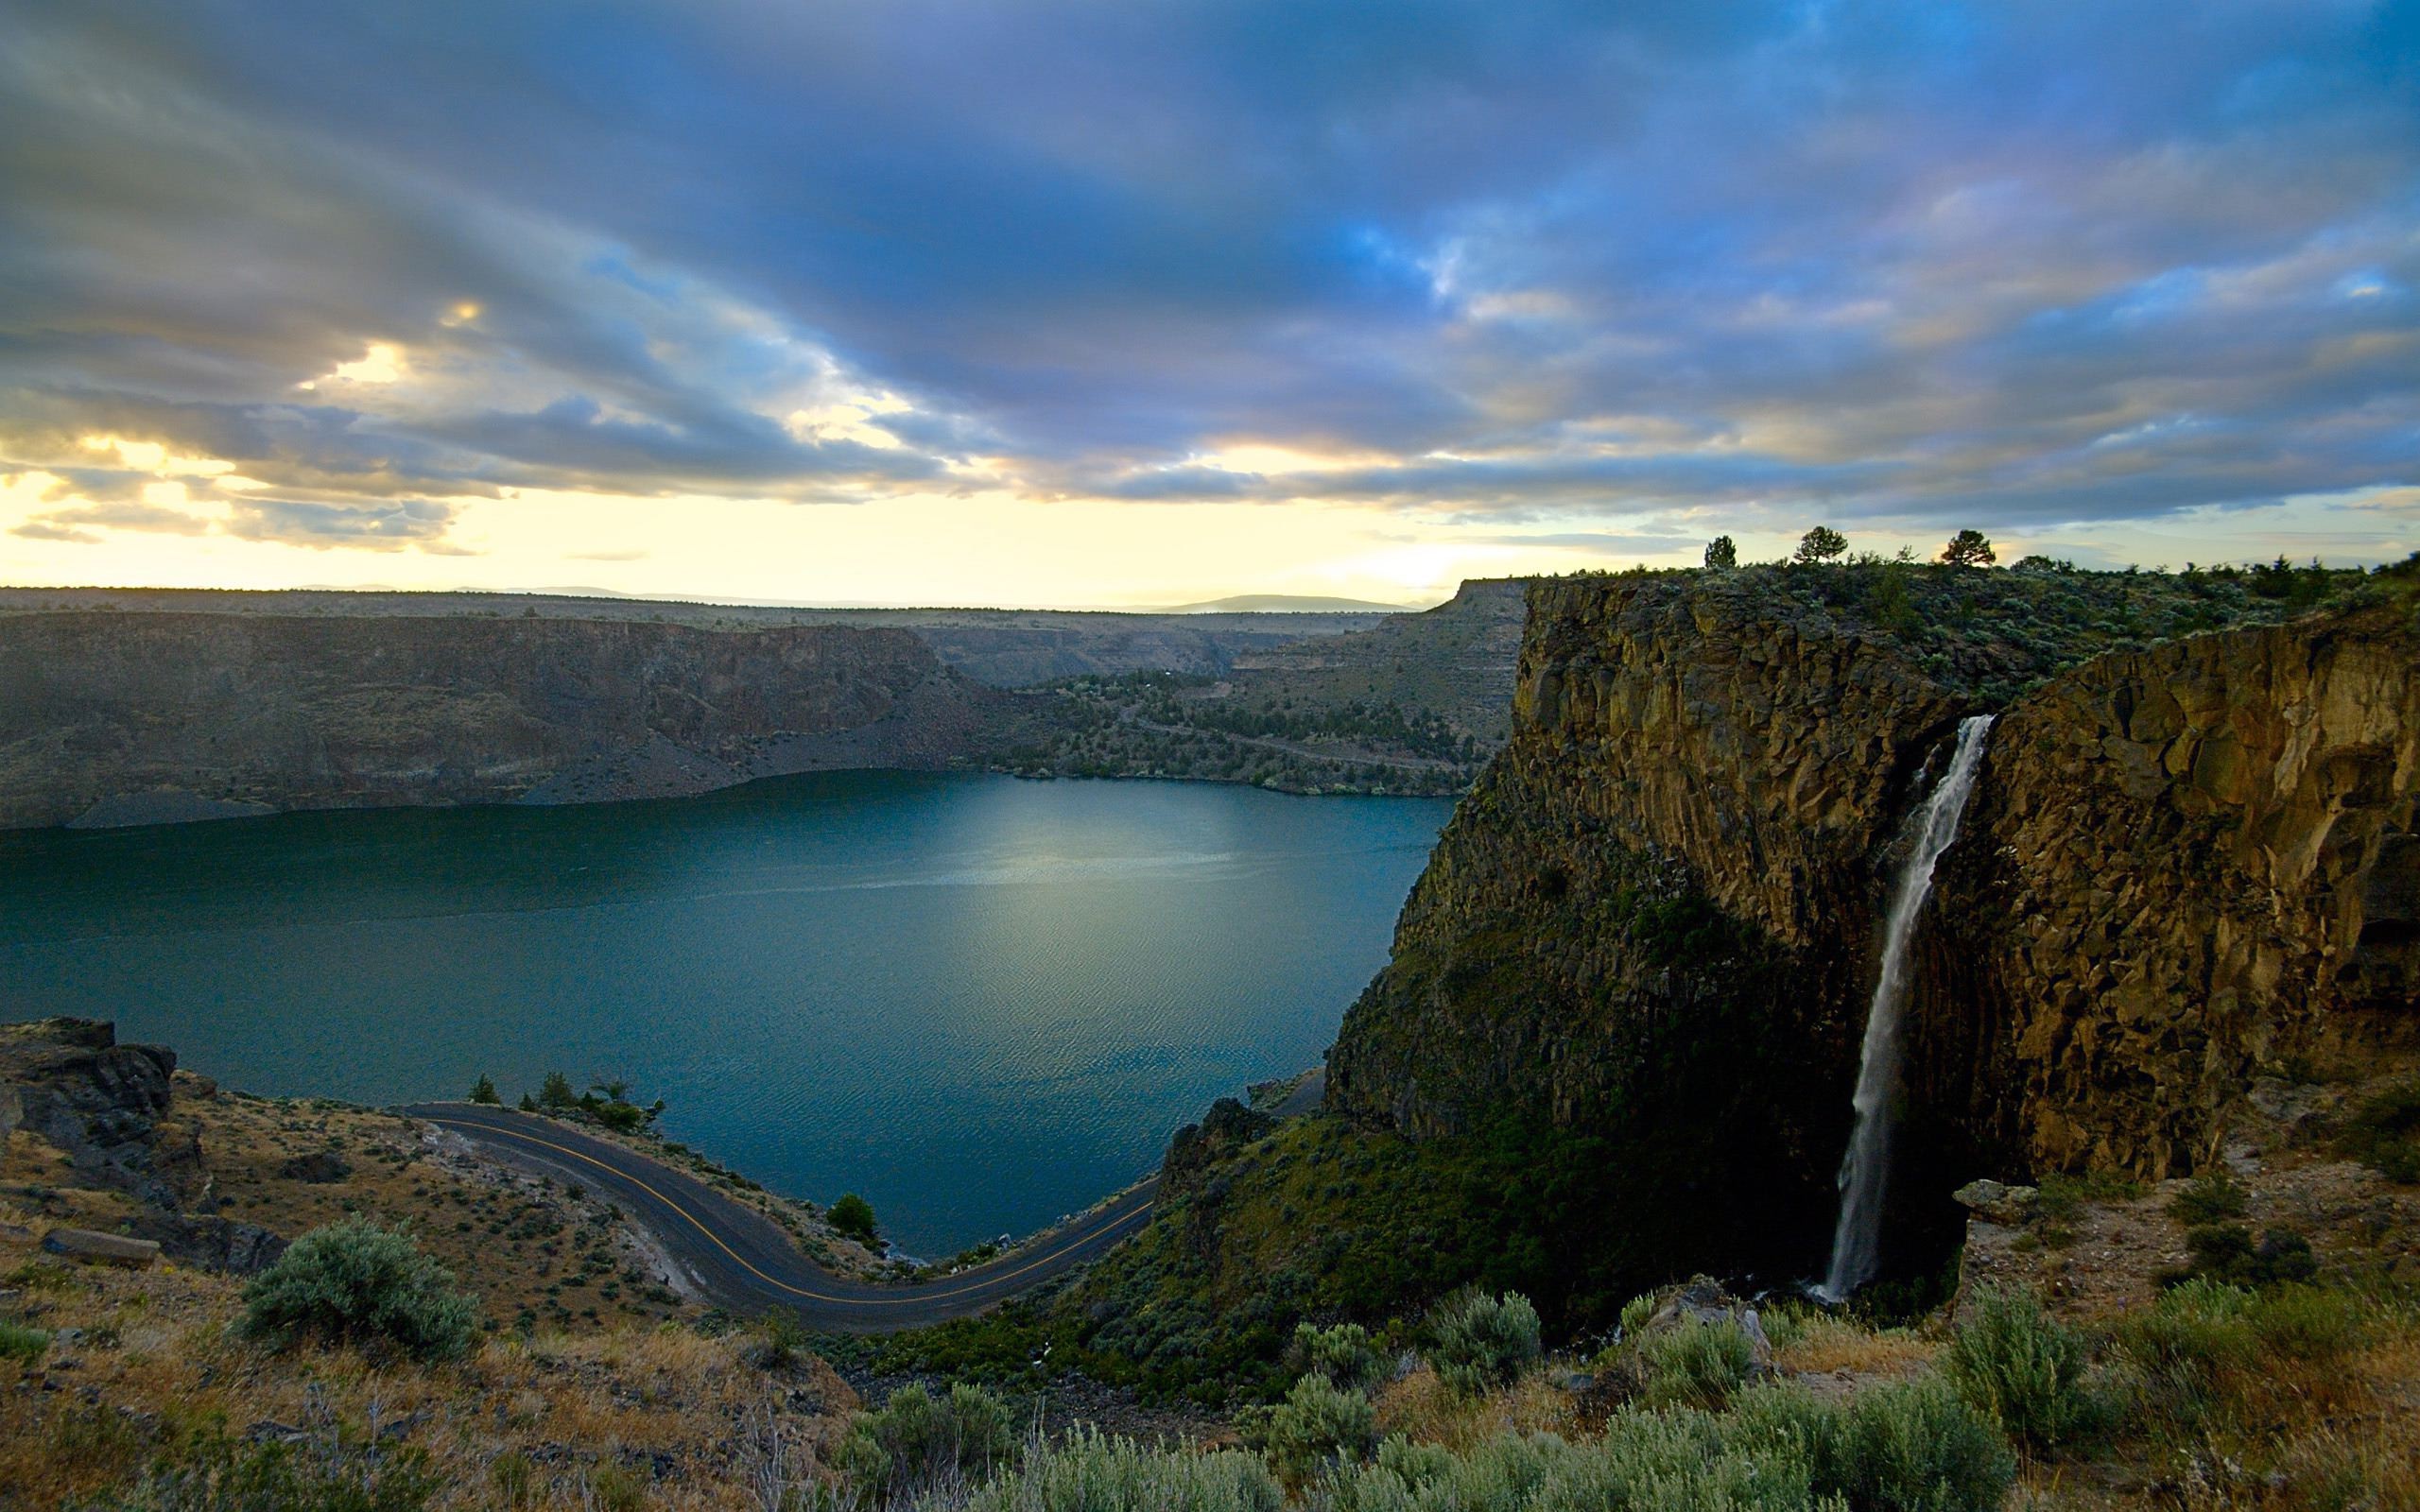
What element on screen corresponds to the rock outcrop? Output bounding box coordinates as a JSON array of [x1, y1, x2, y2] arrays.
[[1927, 603, 2420, 1178], [1, 1018, 185, 1208], [1, 1018, 285, 1270], [1329, 570, 2417, 1281], [0, 611, 1005, 828]]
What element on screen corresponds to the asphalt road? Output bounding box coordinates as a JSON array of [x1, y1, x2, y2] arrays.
[[400, 1103, 1157, 1332]]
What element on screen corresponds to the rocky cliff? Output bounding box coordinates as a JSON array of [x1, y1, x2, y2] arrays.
[[1924, 602, 2419, 1180], [1327, 567, 2417, 1283], [0, 611, 1005, 828]]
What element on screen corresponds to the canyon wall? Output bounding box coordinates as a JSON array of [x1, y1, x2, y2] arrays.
[[1328, 571, 2416, 1276], [0, 611, 1002, 829], [1924, 603, 2419, 1178]]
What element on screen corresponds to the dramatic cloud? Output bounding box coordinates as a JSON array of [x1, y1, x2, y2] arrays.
[[0, 0, 2412, 571]]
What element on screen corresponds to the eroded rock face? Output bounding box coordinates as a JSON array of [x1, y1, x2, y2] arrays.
[[0, 612, 1001, 829], [1329, 574, 2417, 1278], [1, 1018, 182, 1206], [1930, 605, 2420, 1178]]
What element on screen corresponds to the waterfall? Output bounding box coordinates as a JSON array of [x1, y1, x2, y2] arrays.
[[1817, 713, 1995, 1302]]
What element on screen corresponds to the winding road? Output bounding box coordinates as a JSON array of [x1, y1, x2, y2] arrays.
[[401, 1103, 1157, 1331]]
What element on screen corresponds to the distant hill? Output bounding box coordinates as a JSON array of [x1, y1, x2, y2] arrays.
[[1162, 593, 1416, 613]]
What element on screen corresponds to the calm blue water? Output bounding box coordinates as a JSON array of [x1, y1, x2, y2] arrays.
[[0, 774, 1449, 1255]]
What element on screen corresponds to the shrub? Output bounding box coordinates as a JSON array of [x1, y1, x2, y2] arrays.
[[239, 1218, 479, 1361], [0, 1320, 50, 1364], [537, 1071, 579, 1109], [2338, 1079, 2420, 1182], [1426, 1289, 1542, 1397], [829, 1193, 880, 1246], [468, 1074, 499, 1105], [1321, 1382, 2012, 1512], [1286, 1321, 1387, 1393], [1818, 1378, 2018, 1512], [919, 1426, 1281, 1512], [491, 1450, 535, 1507], [837, 1382, 1018, 1503], [1623, 1318, 1756, 1410], [2169, 1170, 2247, 1225], [595, 1100, 645, 1132], [2246, 1283, 2362, 1363], [1942, 1286, 2095, 1446], [2184, 1224, 2318, 1286], [1242, 1375, 1379, 1483], [756, 1307, 812, 1369], [2115, 1278, 2257, 1425]]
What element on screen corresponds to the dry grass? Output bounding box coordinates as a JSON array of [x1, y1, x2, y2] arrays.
[[0, 1219, 857, 1509], [173, 1078, 701, 1333], [1374, 1363, 1576, 1452], [1771, 1309, 1938, 1380]]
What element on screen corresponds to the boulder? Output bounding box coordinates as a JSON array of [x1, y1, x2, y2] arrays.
[[42, 1228, 161, 1267], [1952, 1179, 2041, 1226]]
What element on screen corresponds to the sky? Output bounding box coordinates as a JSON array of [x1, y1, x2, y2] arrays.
[[1, 1, 2414, 609]]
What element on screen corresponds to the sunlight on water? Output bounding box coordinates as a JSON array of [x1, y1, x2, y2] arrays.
[[0, 773, 1451, 1256]]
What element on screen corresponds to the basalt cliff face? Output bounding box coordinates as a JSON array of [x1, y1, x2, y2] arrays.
[[0, 611, 1002, 829], [1328, 573, 2417, 1278], [1924, 605, 2419, 1179]]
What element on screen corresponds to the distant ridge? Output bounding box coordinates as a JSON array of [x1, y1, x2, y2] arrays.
[[1163, 593, 1415, 613]]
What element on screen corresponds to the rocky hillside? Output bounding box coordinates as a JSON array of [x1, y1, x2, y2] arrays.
[[987, 578, 1529, 795], [1325, 562, 2417, 1290], [0, 611, 1006, 829], [0, 587, 1392, 689]]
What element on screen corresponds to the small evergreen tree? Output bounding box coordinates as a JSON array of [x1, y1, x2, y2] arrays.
[[1941, 528, 1996, 568], [1703, 535, 1738, 570], [468, 1074, 499, 1105], [829, 1193, 879, 1245], [538, 1070, 578, 1109], [1792, 525, 1847, 565]]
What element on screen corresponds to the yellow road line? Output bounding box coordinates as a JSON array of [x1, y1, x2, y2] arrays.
[[421, 1113, 1153, 1309]]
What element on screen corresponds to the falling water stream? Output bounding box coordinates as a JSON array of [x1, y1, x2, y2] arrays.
[[1818, 713, 1996, 1301]]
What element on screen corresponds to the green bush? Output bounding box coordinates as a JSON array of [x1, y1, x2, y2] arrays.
[[2114, 1278, 2258, 1425], [1623, 1318, 1756, 1410], [0, 1320, 51, 1364], [837, 1382, 1018, 1502], [2246, 1283, 2362, 1363], [1286, 1322, 1389, 1394], [537, 1071, 579, 1110], [2169, 1170, 2247, 1225], [468, 1074, 500, 1106], [2337, 1080, 2420, 1182], [1794, 1378, 2018, 1512], [2183, 1224, 2318, 1286], [1942, 1286, 2095, 1446], [1241, 1375, 1378, 1483], [912, 1426, 1280, 1512], [239, 1219, 478, 1361], [829, 1193, 880, 1246], [1426, 1289, 1542, 1397], [1321, 1381, 2013, 1512]]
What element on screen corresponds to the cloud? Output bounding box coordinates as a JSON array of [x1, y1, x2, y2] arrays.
[[9, 520, 101, 544], [0, 0, 2411, 559], [221, 497, 463, 551]]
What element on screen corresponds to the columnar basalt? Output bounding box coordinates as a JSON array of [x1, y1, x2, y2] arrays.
[[1329, 571, 2417, 1282]]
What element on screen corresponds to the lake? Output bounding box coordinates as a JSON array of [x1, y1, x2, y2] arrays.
[[0, 773, 1452, 1256]]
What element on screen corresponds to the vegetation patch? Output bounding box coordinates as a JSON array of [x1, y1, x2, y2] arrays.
[[239, 1218, 479, 1362]]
